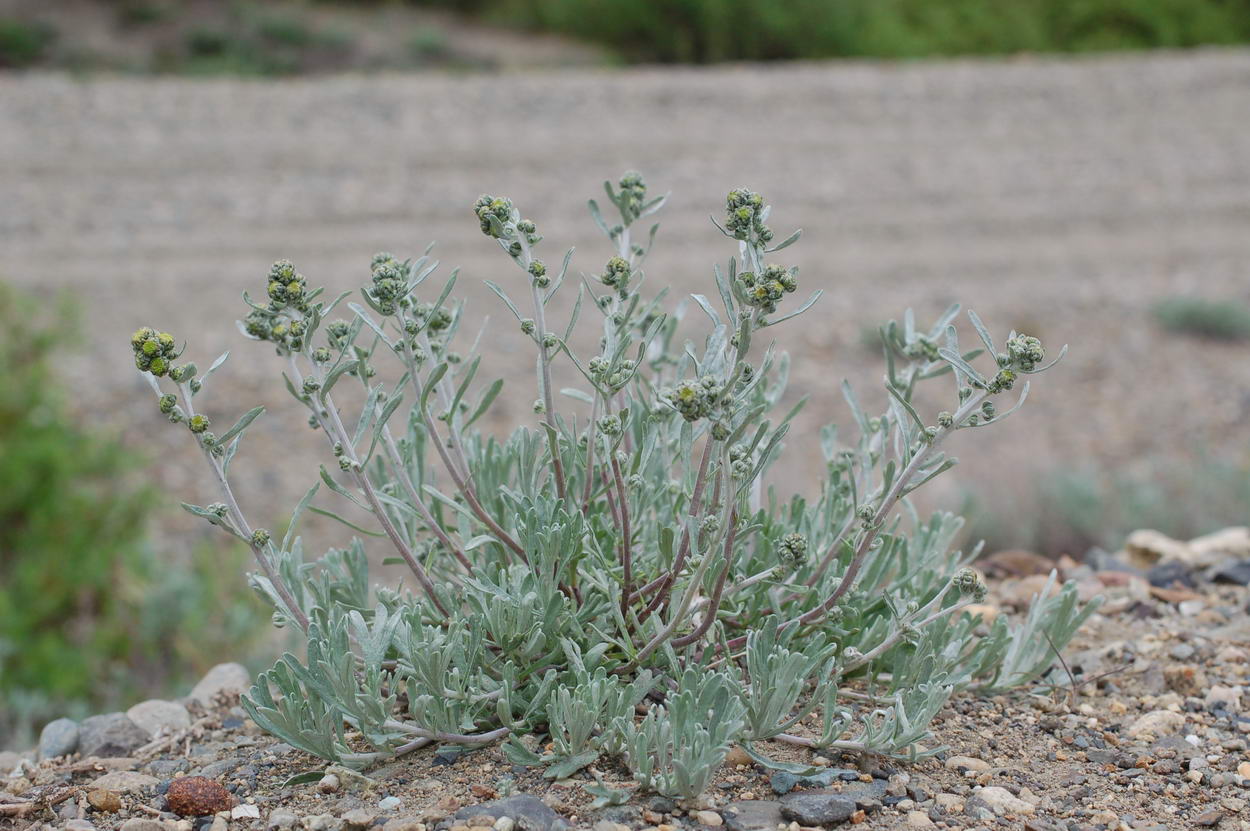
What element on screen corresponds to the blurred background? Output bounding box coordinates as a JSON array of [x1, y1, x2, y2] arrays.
[[1, 0, 1248, 747]]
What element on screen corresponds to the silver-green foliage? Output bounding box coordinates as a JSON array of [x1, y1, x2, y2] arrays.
[[132, 173, 1098, 799]]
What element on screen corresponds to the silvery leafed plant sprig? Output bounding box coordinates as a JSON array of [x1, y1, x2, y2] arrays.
[[132, 173, 1097, 799]]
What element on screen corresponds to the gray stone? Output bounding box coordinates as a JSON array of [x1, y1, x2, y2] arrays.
[[90, 770, 159, 793], [145, 758, 190, 777], [267, 809, 299, 829], [79, 713, 148, 758], [62, 820, 98, 831], [1212, 560, 1250, 586], [39, 717, 80, 759], [839, 778, 888, 809], [126, 699, 191, 737], [189, 662, 252, 706], [723, 800, 784, 831], [449, 795, 570, 831], [119, 820, 165, 831], [770, 768, 859, 794], [197, 756, 242, 779], [779, 791, 858, 826]]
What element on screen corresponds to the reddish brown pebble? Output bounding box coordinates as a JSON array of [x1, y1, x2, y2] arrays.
[[87, 789, 122, 813], [166, 775, 234, 816], [469, 784, 497, 799]]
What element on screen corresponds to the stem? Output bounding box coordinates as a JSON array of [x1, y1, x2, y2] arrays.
[[177, 382, 309, 633], [529, 279, 567, 499], [610, 448, 634, 618], [580, 393, 600, 513], [670, 511, 737, 649], [381, 427, 473, 574]]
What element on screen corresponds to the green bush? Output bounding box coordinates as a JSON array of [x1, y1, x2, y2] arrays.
[[416, 0, 1250, 62], [0, 283, 266, 748], [0, 18, 56, 67], [1153, 295, 1250, 341]]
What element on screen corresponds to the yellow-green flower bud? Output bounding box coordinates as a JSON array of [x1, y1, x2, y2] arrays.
[[188, 414, 210, 433]]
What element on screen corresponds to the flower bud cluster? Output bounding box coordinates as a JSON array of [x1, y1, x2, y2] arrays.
[[665, 376, 720, 423], [266, 260, 311, 313], [725, 188, 772, 243], [589, 356, 636, 391], [474, 195, 514, 238], [953, 567, 988, 601], [599, 256, 632, 297], [1005, 333, 1045, 372], [367, 258, 409, 316], [131, 327, 180, 377], [737, 264, 797, 314], [778, 532, 808, 568], [618, 171, 647, 222]]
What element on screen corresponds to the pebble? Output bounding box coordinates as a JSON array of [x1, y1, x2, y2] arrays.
[[379, 796, 403, 811], [907, 810, 934, 827], [1126, 710, 1186, 739], [232, 805, 262, 820], [91, 771, 159, 793], [307, 815, 342, 831], [267, 808, 299, 829], [779, 793, 857, 826], [188, 662, 252, 706], [86, 789, 122, 812], [63, 821, 97, 831], [119, 820, 165, 831], [78, 712, 149, 758], [126, 699, 191, 737], [973, 786, 1036, 816], [342, 808, 377, 829], [944, 755, 990, 773], [318, 773, 341, 793], [695, 810, 723, 826], [39, 717, 81, 759]]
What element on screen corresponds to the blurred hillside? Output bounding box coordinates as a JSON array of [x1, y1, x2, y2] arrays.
[[4, 0, 1250, 74]]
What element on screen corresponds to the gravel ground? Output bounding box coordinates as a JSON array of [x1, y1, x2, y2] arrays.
[[2, 50, 1250, 553]]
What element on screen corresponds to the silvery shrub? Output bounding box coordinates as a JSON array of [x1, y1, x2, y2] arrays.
[[132, 173, 1096, 798]]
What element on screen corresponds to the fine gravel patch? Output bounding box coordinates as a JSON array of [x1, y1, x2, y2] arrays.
[[2, 50, 1249, 555]]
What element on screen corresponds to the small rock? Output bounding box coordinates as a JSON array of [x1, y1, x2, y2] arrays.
[[232, 805, 261, 820], [382, 819, 425, 831], [197, 757, 241, 779], [167, 775, 234, 816], [723, 801, 783, 831], [379, 796, 403, 811], [1212, 560, 1250, 586], [267, 808, 299, 829], [779, 792, 857, 826], [449, 795, 568, 831], [120, 820, 165, 831], [723, 746, 752, 767], [934, 793, 964, 813], [63, 821, 97, 831], [695, 810, 723, 826], [79, 713, 149, 758], [188, 663, 252, 706], [126, 700, 191, 738], [342, 809, 377, 829], [39, 717, 81, 759], [91, 771, 159, 793], [944, 755, 990, 773], [1190, 526, 1250, 563], [1127, 710, 1186, 739], [1145, 560, 1196, 588], [906, 811, 934, 827], [493, 818, 515, 831], [1124, 530, 1192, 569], [319, 773, 341, 794], [1193, 809, 1222, 827], [307, 815, 342, 831], [1206, 685, 1243, 713], [86, 789, 122, 813], [973, 786, 1035, 816]]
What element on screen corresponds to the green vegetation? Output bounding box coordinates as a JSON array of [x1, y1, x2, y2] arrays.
[[0, 283, 266, 748], [422, 0, 1250, 62], [1153, 295, 1250, 341], [0, 18, 55, 68], [966, 455, 1250, 556]]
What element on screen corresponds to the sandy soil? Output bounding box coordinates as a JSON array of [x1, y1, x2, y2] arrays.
[[2, 50, 1249, 557]]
